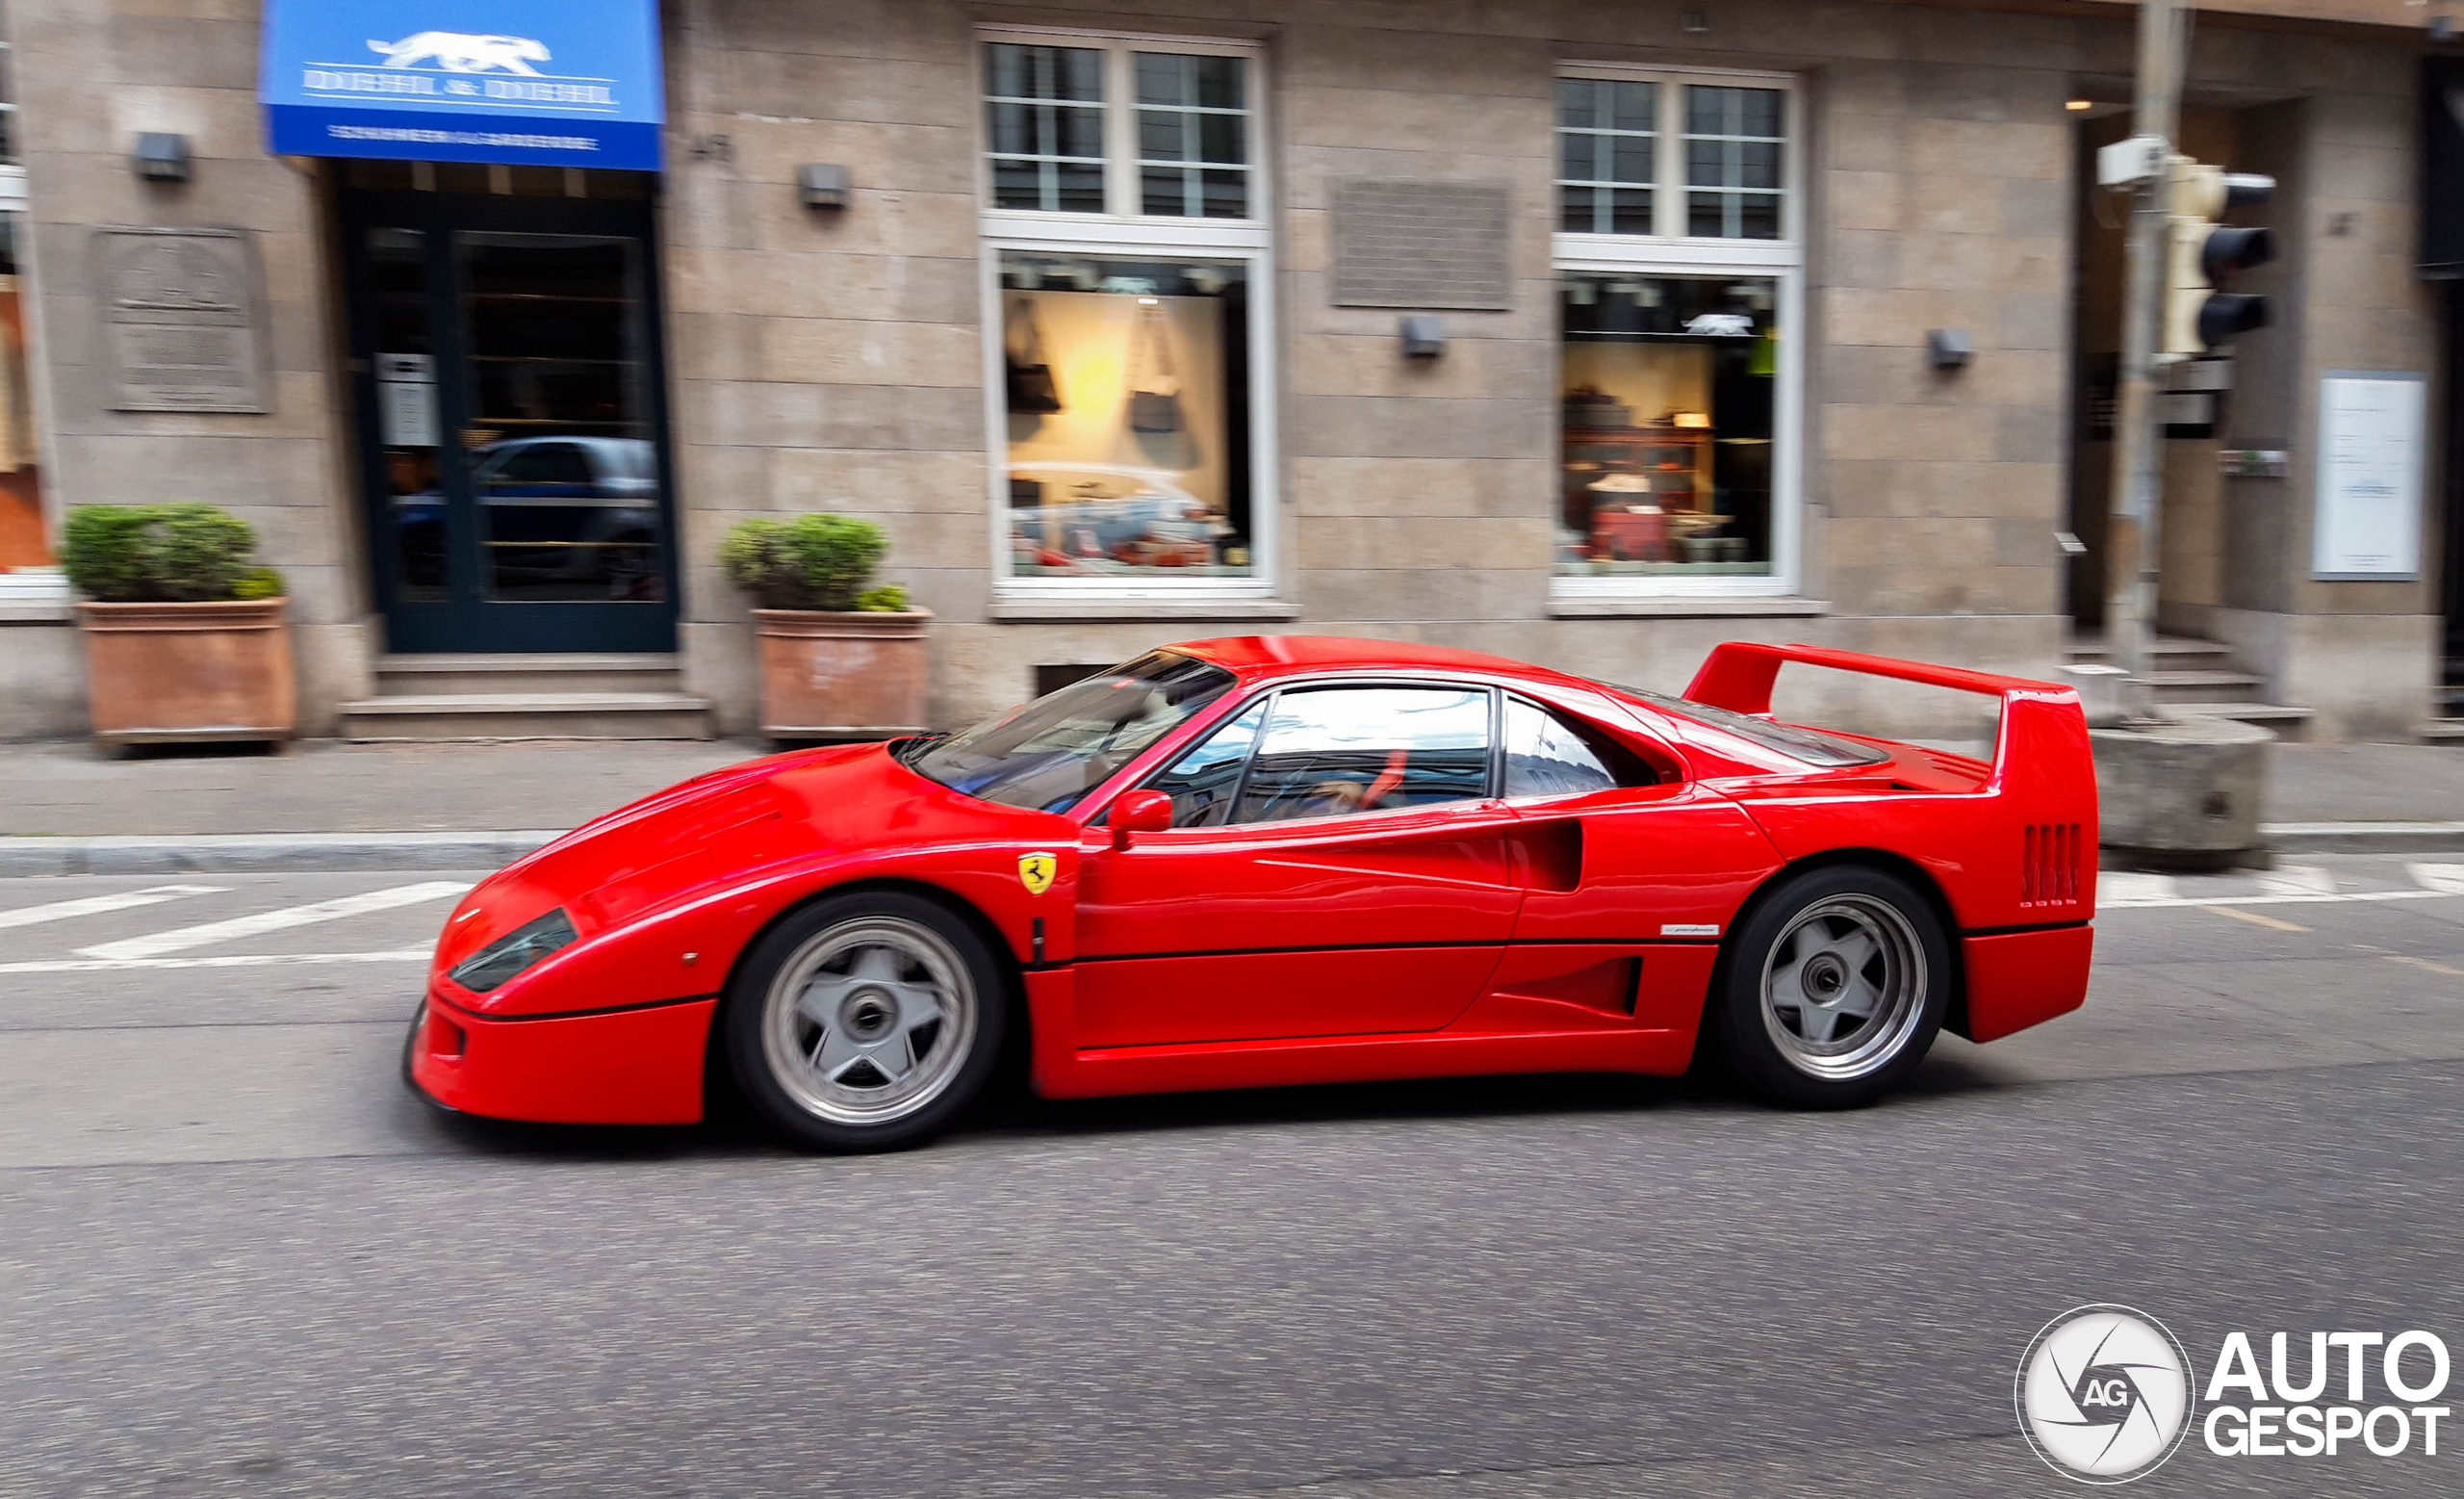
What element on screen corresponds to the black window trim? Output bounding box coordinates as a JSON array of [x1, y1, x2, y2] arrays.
[[1117, 675, 1507, 830]]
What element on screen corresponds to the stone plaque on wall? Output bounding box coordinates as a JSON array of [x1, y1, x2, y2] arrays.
[[1331, 179, 1512, 310], [96, 227, 270, 413]]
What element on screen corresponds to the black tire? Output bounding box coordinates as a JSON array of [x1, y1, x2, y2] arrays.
[[1710, 865, 1949, 1109], [723, 891, 1010, 1152]]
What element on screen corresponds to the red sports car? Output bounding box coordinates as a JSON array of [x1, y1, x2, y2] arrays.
[[405, 637, 2097, 1151]]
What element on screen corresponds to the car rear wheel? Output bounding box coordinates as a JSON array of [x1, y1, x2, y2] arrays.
[[724, 892, 1008, 1152], [1712, 866, 1948, 1108]]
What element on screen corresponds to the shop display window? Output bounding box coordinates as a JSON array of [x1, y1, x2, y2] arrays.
[[1555, 65, 1797, 593], [1557, 271, 1777, 578], [996, 250, 1255, 581], [0, 213, 48, 572], [979, 31, 1268, 592]]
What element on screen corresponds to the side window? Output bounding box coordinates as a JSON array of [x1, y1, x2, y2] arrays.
[[1234, 686, 1492, 824], [488, 442, 592, 487], [1503, 697, 1661, 798], [1144, 698, 1268, 827]]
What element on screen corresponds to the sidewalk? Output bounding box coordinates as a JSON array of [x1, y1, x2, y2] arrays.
[[0, 736, 2457, 873]]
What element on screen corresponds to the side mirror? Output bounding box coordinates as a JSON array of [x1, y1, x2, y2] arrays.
[[1109, 789, 1174, 849]]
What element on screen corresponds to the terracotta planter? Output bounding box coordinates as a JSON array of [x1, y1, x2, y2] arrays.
[[752, 608, 933, 740], [76, 598, 296, 747]]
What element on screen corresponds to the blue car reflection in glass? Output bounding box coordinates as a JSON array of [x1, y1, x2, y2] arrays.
[[390, 436, 664, 602]]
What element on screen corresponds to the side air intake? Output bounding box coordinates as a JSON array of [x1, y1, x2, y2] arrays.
[[2021, 822, 2083, 906]]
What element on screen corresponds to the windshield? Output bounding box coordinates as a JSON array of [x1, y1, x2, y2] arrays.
[[904, 652, 1238, 813], [1601, 683, 1890, 768]]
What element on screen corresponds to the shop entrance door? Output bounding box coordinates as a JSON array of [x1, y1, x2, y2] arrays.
[[341, 189, 678, 654]]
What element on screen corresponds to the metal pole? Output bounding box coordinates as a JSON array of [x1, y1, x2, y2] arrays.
[[2104, 0, 2186, 724]]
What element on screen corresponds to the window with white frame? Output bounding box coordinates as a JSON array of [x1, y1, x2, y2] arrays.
[[0, 13, 52, 582], [1553, 66, 1801, 593], [981, 31, 1272, 590]]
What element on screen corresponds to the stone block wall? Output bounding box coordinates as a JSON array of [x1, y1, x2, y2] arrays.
[[665, 0, 2117, 737], [0, 0, 2439, 744], [11, 0, 372, 734]]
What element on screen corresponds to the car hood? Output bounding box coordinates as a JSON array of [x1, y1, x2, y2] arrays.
[[433, 741, 1066, 985], [435, 743, 874, 971]]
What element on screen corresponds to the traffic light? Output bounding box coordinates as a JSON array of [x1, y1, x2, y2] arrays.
[[2161, 159, 2275, 360]]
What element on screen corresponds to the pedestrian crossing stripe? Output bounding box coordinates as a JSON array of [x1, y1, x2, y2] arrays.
[[0, 885, 226, 931], [74, 881, 469, 961]]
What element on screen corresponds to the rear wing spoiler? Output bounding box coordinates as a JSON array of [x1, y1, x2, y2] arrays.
[[1682, 642, 2092, 801]]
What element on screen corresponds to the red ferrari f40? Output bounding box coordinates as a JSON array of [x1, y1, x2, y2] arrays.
[[406, 637, 2097, 1150]]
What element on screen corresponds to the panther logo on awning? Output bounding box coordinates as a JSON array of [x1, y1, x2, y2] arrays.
[[367, 31, 552, 76]]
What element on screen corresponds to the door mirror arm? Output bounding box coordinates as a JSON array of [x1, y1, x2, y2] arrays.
[[1108, 789, 1174, 849]]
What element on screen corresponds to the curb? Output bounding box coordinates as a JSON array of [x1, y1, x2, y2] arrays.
[[2, 820, 2459, 877], [2261, 821, 2464, 855], [0, 831, 563, 876]]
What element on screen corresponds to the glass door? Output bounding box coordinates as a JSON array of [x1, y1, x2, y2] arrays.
[[343, 190, 678, 654]]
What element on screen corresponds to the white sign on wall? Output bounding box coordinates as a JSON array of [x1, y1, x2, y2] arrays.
[[376, 350, 437, 448], [2312, 371, 2425, 580]]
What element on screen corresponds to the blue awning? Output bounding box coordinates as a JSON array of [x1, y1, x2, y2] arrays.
[[261, 2, 662, 170]]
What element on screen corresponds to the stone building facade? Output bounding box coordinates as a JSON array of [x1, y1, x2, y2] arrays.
[[0, 0, 2451, 743]]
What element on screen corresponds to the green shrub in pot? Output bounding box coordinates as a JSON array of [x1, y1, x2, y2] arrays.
[[61, 503, 271, 603], [720, 513, 893, 612]]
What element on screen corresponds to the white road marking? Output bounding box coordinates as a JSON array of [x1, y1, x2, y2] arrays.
[[2102, 889, 2456, 912], [0, 884, 225, 932], [2253, 865, 2336, 896], [2097, 871, 2178, 906], [2411, 863, 2464, 896], [73, 881, 469, 961], [0, 948, 430, 974]]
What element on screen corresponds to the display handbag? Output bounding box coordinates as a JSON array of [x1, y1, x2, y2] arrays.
[[1125, 298, 1185, 435], [1004, 297, 1064, 415]]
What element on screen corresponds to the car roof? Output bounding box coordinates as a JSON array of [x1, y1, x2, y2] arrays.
[[1164, 634, 1579, 687]]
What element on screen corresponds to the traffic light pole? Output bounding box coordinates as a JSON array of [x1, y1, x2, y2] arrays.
[[2104, 0, 2187, 724]]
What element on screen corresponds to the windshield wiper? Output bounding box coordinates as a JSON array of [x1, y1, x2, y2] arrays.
[[892, 732, 947, 766]]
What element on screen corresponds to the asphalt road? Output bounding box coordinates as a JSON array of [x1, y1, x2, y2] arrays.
[[4, 860, 2463, 1498]]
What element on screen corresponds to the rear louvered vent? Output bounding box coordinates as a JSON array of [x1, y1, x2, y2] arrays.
[[2020, 823, 2084, 906]]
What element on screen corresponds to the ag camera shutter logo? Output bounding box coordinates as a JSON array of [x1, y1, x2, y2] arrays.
[[2016, 1305, 2196, 1484]]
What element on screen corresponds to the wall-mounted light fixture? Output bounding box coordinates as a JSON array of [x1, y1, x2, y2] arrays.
[[796, 163, 851, 209], [1399, 315, 1446, 359], [132, 133, 192, 184], [1927, 327, 1974, 371]]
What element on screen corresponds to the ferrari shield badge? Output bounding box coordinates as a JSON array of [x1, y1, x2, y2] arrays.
[[1017, 851, 1058, 896]]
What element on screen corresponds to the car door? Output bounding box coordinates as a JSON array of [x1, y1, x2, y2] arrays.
[[1480, 694, 1783, 1028], [1071, 682, 1527, 1048]]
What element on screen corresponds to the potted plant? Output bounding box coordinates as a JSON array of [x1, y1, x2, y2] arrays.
[[61, 503, 295, 750], [721, 513, 932, 742]]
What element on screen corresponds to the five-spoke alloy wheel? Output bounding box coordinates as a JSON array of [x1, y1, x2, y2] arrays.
[[1712, 866, 1949, 1107], [725, 892, 1007, 1151]]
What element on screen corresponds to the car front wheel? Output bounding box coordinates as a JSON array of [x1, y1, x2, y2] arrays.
[[724, 892, 1008, 1151], [1712, 866, 1948, 1108]]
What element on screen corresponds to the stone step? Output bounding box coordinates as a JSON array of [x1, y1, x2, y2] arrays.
[[2144, 668, 2269, 703], [372, 652, 682, 698], [2168, 701, 2316, 740], [338, 691, 714, 742], [2065, 633, 2234, 665], [2424, 720, 2464, 746]]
